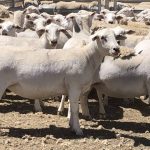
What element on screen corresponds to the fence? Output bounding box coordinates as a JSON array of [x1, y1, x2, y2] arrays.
[[0, 0, 24, 8]]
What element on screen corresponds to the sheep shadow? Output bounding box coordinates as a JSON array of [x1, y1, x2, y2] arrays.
[[87, 99, 124, 120], [2, 124, 150, 147], [108, 97, 150, 117], [95, 120, 150, 134], [0, 98, 58, 115]]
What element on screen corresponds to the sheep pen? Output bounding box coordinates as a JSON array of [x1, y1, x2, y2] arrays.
[[0, 1, 149, 150]]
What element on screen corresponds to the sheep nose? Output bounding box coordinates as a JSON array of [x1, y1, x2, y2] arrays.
[[108, 21, 113, 24], [51, 40, 57, 45], [2, 30, 8, 36], [37, 29, 45, 37], [117, 40, 121, 45], [113, 47, 120, 53]]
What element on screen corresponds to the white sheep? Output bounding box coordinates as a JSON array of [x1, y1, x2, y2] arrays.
[[13, 6, 40, 28], [0, 28, 120, 135], [0, 21, 23, 36]]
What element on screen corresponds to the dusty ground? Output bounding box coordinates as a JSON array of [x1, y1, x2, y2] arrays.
[[0, 2, 149, 150], [0, 92, 149, 150]]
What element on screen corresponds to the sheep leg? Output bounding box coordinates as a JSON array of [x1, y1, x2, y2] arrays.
[[80, 93, 92, 120], [103, 94, 108, 106], [0, 87, 7, 100], [67, 101, 71, 119], [34, 100, 42, 112], [57, 95, 66, 115], [68, 88, 83, 136], [146, 84, 150, 105], [95, 86, 106, 119], [39, 100, 44, 107], [123, 98, 135, 105]]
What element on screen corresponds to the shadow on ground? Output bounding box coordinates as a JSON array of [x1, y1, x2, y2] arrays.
[[1, 124, 149, 147]]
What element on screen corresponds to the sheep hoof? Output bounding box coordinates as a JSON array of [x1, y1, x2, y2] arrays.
[[57, 111, 64, 116], [75, 129, 83, 136], [70, 128, 83, 136], [34, 108, 42, 112], [99, 113, 106, 119], [82, 115, 92, 121]]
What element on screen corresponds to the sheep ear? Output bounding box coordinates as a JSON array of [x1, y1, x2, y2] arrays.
[[112, 11, 117, 14], [26, 14, 30, 19], [46, 19, 52, 25], [99, 14, 104, 19], [91, 11, 96, 16], [101, 11, 107, 15], [0, 19, 4, 23], [59, 27, 66, 32], [91, 34, 99, 41], [28, 20, 34, 25], [23, 9, 27, 14], [37, 29, 45, 37], [9, 11, 14, 15], [125, 29, 135, 34], [116, 15, 123, 21], [14, 25, 23, 29], [116, 35, 127, 40]]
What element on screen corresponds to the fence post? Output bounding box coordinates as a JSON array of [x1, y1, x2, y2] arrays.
[[114, 0, 117, 10], [12, 0, 15, 8], [105, 0, 109, 9], [98, 0, 101, 12]]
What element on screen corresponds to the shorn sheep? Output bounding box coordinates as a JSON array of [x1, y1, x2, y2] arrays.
[[0, 28, 120, 135]]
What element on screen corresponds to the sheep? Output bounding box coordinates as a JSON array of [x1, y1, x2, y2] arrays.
[[53, 14, 73, 31], [111, 26, 134, 37], [136, 9, 150, 22], [58, 12, 98, 116], [0, 5, 10, 18], [0, 21, 23, 37], [42, 23, 72, 48], [13, 10, 25, 28], [117, 7, 135, 18], [23, 5, 40, 14], [93, 42, 150, 116], [22, 17, 51, 37], [99, 10, 130, 25], [115, 14, 128, 25], [116, 2, 131, 10], [143, 14, 150, 25], [38, 3, 56, 10], [0, 22, 71, 112], [13, 6, 40, 28], [23, 13, 41, 29], [0, 24, 68, 49], [16, 29, 39, 39], [56, 1, 81, 10], [24, 0, 40, 8], [40, 1, 53, 5], [40, 12, 54, 19], [55, 1, 98, 10], [63, 12, 94, 49], [100, 11, 116, 24], [81, 40, 150, 118], [0, 28, 120, 135], [119, 33, 150, 49]]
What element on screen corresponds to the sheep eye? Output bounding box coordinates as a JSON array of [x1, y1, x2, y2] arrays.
[[57, 30, 60, 33], [101, 36, 107, 41], [56, 19, 60, 22], [45, 29, 48, 33]]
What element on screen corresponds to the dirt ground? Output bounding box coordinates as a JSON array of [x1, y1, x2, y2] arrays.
[[0, 2, 149, 150], [0, 91, 149, 150]]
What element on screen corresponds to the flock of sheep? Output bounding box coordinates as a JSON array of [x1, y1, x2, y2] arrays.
[[0, 1, 150, 136]]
